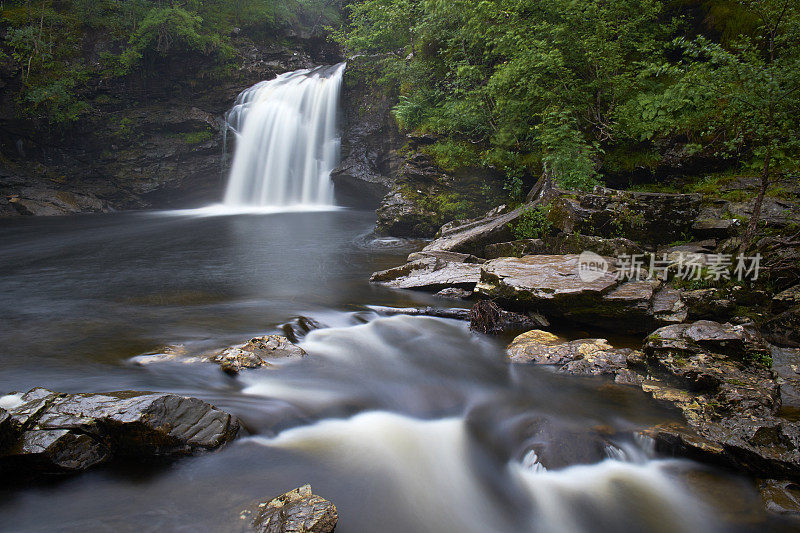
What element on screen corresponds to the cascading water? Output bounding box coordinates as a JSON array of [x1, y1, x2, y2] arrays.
[[222, 63, 345, 208]]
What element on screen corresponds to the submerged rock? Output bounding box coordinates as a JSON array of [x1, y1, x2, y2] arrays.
[[251, 484, 338, 533], [507, 330, 641, 379], [214, 335, 306, 375], [759, 479, 800, 515], [0, 389, 239, 476]]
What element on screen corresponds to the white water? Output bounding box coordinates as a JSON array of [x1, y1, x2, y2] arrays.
[[251, 410, 721, 533], [222, 63, 345, 208]]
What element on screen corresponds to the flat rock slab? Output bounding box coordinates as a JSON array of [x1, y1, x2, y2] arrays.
[[252, 484, 338, 533], [370, 253, 483, 290], [0, 389, 239, 475], [477, 255, 620, 300]]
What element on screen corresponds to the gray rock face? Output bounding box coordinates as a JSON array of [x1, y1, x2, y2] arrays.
[[252, 485, 338, 533], [331, 55, 403, 207], [214, 335, 306, 375], [0, 389, 239, 475]]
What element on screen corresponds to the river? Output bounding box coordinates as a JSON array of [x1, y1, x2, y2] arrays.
[[0, 209, 782, 532]]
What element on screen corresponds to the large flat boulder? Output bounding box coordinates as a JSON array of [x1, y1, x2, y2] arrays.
[[0, 389, 239, 475], [475, 255, 686, 333]]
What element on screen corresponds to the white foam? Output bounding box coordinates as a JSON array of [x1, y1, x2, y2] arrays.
[[0, 393, 24, 409]]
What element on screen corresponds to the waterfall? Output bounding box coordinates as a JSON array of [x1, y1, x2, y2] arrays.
[[222, 63, 345, 208]]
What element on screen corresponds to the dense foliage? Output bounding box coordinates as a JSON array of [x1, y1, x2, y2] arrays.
[[335, 0, 800, 198], [1, 0, 341, 122]]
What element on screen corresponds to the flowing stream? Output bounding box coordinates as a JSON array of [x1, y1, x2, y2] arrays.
[[0, 66, 786, 532]]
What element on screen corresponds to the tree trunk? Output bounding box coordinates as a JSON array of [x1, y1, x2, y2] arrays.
[[742, 148, 771, 251], [526, 162, 554, 203]]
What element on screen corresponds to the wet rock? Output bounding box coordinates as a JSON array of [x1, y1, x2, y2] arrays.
[[759, 479, 800, 515], [0, 389, 239, 476], [214, 335, 306, 375], [367, 305, 471, 321], [279, 317, 323, 344], [420, 205, 524, 257], [773, 285, 800, 314], [763, 306, 800, 348], [370, 251, 483, 291], [681, 289, 736, 321], [468, 300, 549, 335], [332, 56, 403, 207], [640, 321, 800, 479], [251, 484, 338, 533], [466, 402, 610, 470], [507, 330, 640, 377], [692, 218, 739, 240]]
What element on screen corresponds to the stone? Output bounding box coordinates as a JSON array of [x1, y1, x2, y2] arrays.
[[370, 252, 483, 291], [507, 330, 641, 377], [214, 335, 306, 375], [420, 205, 524, 257], [279, 316, 323, 343], [0, 389, 239, 476], [773, 285, 800, 314], [435, 287, 473, 300], [548, 187, 704, 246], [468, 300, 549, 335], [476, 255, 683, 333], [759, 479, 800, 515], [252, 485, 338, 533], [692, 218, 739, 240], [640, 321, 800, 479]]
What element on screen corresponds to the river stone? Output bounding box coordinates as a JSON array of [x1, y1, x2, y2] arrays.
[[214, 335, 306, 375], [0, 389, 239, 475], [507, 330, 640, 378], [252, 484, 338, 533], [484, 234, 644, 260], [420, 205, 523, 257]]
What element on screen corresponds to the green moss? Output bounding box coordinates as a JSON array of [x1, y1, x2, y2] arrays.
[[179, 130, 214, 144]]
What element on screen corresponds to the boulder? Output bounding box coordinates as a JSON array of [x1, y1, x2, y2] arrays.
[[0, 389, 239, 476], [420, 205, 524, 257], [506, 330, 641, 379], [759, 479, 800, 515], [251, 485, 338, 533], [214, 335, 306, 375], [548, 187, 704, 246]]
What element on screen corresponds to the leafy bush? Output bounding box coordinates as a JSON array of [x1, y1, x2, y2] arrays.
[[512, 204, 554, 240]]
